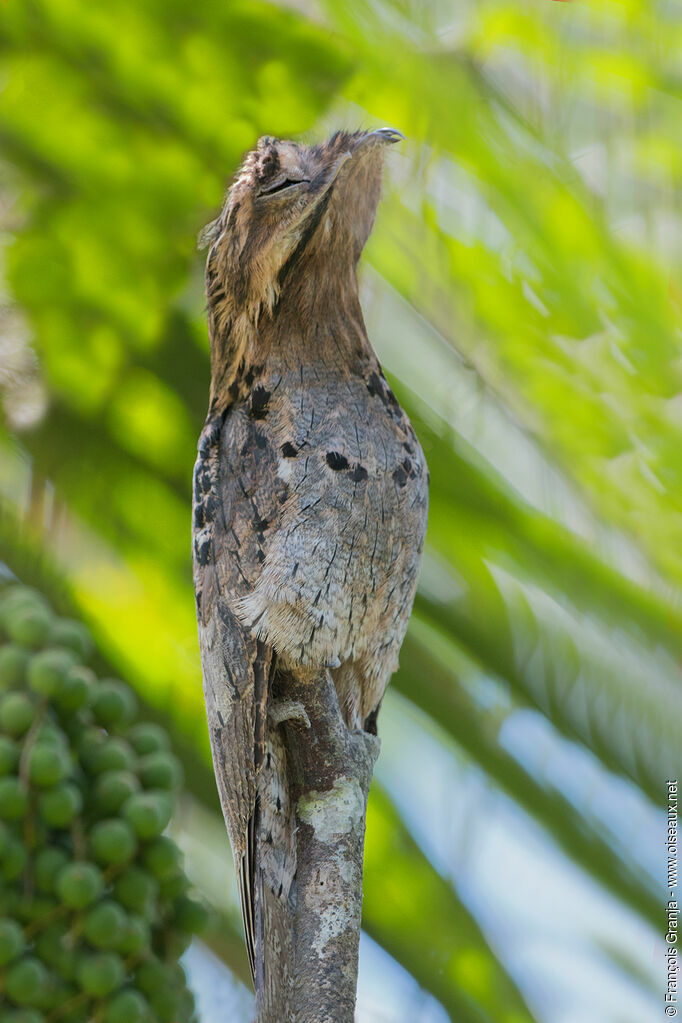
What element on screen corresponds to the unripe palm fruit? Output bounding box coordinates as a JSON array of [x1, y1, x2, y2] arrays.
[[1, 837, 28, 880], [76, 951, 125, 997], [4, 956, 49, 1005], [38, 782, 82, 827], [121, 791, 173, 839], [0, 585, 202, 1018], [0, 737, 19, 776], [28, 744, 71, 788], [0, 646, 30, 689], [142, 835, 182, 880], [113, 866, 158, 916], [34, 847, 70, 893], [0, 916, 24, 964], [0, 693, 34, 738], [82, 900, 128, 949], [4, 606, 52, 649], [89, 819, 137, 867], [56, 861, 104, 909], [90, 680, 136, 730], [46, 619, 92, 660], [127, 722, 169, 755], [92, 770, 140, 815], [138, 751, 183, 791], [0, 778, 29, 821], [27, 648, 79, 698], [103, 990, 148, 1023], [52, 666, 94, 714]]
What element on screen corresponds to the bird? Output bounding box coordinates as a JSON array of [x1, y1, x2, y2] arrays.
[[192, 128, 428, 1014]]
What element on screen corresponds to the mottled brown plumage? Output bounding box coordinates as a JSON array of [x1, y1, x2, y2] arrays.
[[192, 128, 428, 1013]]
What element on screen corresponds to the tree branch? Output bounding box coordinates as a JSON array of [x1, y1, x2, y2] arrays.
[[271, 667, 379, 1023]]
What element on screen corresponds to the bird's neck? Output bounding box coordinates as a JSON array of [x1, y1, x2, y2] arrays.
[[207, 262, 373, 418]]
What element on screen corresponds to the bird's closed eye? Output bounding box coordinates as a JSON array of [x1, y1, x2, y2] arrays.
[[259, 177, 309, 197]]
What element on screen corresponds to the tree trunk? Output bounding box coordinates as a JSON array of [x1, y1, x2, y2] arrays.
[[258, 667, 379, 1022]]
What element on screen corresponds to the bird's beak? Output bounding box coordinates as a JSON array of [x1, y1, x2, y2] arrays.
[[353, 127, 406, 151]]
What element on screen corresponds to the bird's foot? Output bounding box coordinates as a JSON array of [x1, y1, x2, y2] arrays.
[[269, 699, 311, 729]]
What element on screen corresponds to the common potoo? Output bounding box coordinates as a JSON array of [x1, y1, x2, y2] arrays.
[[192, 129, 428, 1006]]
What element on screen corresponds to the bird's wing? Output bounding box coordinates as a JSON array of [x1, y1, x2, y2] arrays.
[[193, 408, 284, 981]]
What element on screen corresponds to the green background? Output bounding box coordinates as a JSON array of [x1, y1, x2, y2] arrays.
[[0, 0, 679, 1019]]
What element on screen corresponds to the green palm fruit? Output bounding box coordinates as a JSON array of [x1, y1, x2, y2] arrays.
[[0, 779, 29, 821], [0, 916, 24, 965], [82, 900, 128, 949], [89, 819, 137, 867], [91, 770, 139, 815], [38, 782, 82, 827], [27, 648, 79, 698], [0, 647, 30, 690], [90, 681, 136, 730], [27, 744, 71, 788], [76, 951, 125, 997], [121, 791, 173, 839], [127, 723, 169, 756], [0, 585, 201, 1019], [138, 751, 183, 791], [56, 861, 104, 909], [46, 619, 92, 660], [4, 956, 49, 1005], [0, 694, 34, 738]]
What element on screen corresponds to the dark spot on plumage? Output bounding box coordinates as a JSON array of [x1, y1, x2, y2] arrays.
[[253, 515, 269, 532], [364, 706, 380, 736], [194, 589, 202, 615], [278, 882, 283, 897], [276, 480, 289, 504], [392, 466, 408, 488], [387, 390, 399, 408], [326, 451, 349, 471], [366, 372, 382, 399], [276, 796, 281, 811], [403, 458, 413, 476], [228, 379, 240, 401], [351, 464, 368, 482], [217, 710, 225, 727], [193, 504, 205, 530], [194, 536, 211, 566], [205, 494, 219, 518], [250, 386, 271, 419], [292, 562, 299, 578], [257, 549, 265, 564], [265, 831, 273, 845], [254, 429, 268, 449], [266, 752, 272, 768], [280, 441, 297, 458], [403, 441, 414, 454]]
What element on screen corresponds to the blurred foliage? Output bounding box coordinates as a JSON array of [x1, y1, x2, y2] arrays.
[[0, 0, 680, 1019]]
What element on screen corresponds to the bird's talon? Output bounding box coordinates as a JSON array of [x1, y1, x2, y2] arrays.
[[269, 699, 311, 729]]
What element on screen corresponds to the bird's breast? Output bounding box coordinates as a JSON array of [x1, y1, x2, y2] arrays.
[[228, 362, 428, 671]]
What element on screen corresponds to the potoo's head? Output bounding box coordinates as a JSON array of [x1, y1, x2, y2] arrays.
[[202, 128, 404, 320]]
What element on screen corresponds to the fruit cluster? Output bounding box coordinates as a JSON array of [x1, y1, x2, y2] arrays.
[[0, 582, 207, 1022]]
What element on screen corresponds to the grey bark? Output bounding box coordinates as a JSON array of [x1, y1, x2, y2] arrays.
[[260, 668, 379, 1023]]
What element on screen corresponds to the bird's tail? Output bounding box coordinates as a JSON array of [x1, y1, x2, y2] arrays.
[[251, 724, 297, 1021]]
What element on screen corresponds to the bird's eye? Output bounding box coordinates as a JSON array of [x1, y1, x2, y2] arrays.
[[259, 177, 308, 197]]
